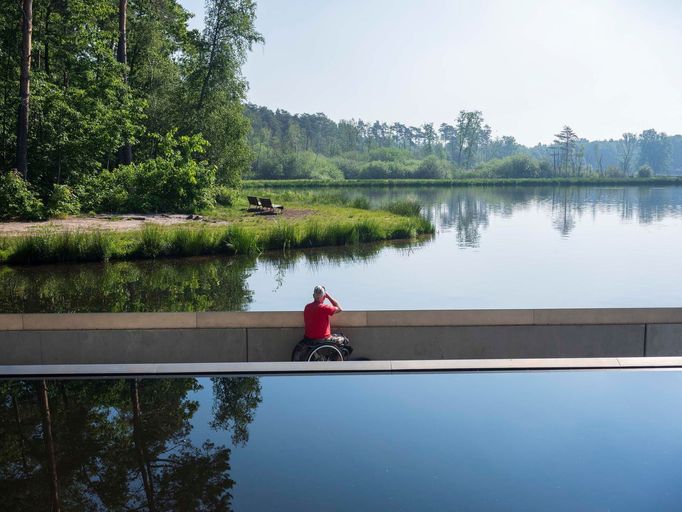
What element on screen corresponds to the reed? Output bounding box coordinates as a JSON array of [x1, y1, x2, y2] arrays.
[[383, 199, 422, 217], [1, 213, 434, 265]]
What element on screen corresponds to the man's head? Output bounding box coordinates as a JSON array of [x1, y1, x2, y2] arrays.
[[313, 285, 326, 302]]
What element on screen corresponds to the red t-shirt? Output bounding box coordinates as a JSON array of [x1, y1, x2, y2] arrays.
[[304, 301, 337, 339]]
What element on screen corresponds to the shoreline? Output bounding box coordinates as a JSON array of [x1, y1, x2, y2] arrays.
[[0, 206, 433, 266], [244, 177, 682, 188]]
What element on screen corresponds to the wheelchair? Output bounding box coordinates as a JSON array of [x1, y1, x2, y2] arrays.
[[291, 334, 353, 362]]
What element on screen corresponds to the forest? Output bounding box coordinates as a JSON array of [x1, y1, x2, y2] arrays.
[[245, 105, 682, 181], [1, 0, 261, 220], [2, 0, 681, 222]]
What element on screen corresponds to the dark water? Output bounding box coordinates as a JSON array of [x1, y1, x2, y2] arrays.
[[3, 370, 682, 511], [2, 185, 682, 312]]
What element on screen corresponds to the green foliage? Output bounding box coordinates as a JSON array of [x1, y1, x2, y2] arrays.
[[215, 186, 237, 206], [1, 0, 258, 218], [383, 199, 422, 217], [638, 165, 654, 178], [47, 184, 81, 218], [119, 132, 217, 213], [350, 196, 370, 209], [477, 155, 543, 178], [0, 170, 44, 221], [0, 211, 434, 265], [7, 230, 117, 264], [415, 156, 451, 178], [76, 132, 217, 213]]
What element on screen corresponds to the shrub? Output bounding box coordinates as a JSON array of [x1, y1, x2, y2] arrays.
[[76, 131, 217, 213], [414, 156, 450, 178], [638, 165, 654, 178], [605, 166, 624, 177], [0, 170, 44, 220], [479, 155, 541, 178], [47, 184, 81, 218], [75, 170, 129, 212], [215, 185, 236, 206]]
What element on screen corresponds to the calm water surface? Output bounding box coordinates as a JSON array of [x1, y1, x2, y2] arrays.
[[3, 370, 682, 511], [2, 185, 682, 312]]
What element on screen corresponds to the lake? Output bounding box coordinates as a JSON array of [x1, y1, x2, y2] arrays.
[[2, 185, 682, 312], [3, 369, 682, 511]]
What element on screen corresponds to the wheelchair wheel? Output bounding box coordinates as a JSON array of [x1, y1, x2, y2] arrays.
[[307, 344, 344, 362]]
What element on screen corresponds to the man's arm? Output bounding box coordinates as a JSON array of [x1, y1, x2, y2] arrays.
[[325, 292, 342, 314]]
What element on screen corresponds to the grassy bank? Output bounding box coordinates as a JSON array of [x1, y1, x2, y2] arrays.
[[244, 177, 682, 188], [0, 200, 433, 265]]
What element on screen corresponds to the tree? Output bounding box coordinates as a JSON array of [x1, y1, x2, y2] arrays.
[[553, 126, 579, 175], [638, 129, 671, 174], [117, 0, 133, 164], [15, 0, 32, 178], [618, 133, 638, 176]]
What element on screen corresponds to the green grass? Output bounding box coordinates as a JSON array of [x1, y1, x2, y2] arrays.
[[244, 177, 682, 188], [1, 213, 433, 266], [383, 199, 422, 217]]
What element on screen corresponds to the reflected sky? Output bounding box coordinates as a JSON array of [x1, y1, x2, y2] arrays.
[[4, 370, 682, 511], [2, 185, 682, 312], [248, 186, 682, 309]]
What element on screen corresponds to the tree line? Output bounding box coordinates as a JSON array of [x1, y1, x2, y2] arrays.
[[245, 105, 682, 180], [1, 0, 261, 220]]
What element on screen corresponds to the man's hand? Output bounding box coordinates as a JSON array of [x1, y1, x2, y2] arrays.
[[324, 291, 342, 313]]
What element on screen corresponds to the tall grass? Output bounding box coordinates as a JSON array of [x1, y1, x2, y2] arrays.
[[383, 199, 422, 217], [0, 215, 434, 265]]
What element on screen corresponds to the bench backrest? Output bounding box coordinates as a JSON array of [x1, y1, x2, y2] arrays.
[[259, 197, 273, 208], [247, 196, 261, 206]]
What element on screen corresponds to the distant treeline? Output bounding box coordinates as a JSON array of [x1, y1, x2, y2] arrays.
[[245, 105, 682, 180]]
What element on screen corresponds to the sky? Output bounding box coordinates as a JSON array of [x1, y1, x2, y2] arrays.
[[179, 0, 682, 146]]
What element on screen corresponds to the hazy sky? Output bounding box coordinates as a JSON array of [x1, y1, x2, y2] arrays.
[[180, 0, 682, 145]]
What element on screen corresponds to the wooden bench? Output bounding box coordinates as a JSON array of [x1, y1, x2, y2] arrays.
[[247, 196, 263, 212], [259, 197, 284, 213]]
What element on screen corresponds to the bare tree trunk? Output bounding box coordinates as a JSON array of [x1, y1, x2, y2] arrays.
[[117, 0, 133, 164], [130, 380, 157, 512], [37, 380, 61, 512], [12, 393, 31, 478], [16, 0, 33, 178]]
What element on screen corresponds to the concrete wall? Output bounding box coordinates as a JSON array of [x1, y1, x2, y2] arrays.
[[2, 309, 682, 365]]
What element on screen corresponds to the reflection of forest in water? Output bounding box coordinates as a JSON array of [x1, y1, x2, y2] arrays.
[[2, 186, 680, 312], [0, 241, 424, 313], [347, 186, 682, 246], [0, 377, 261, 511]]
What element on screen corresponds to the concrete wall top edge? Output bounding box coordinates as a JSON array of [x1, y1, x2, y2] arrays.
[[0, 314, 23, 330], [3, 308, 682, 331], [21, 312, 197, 331]]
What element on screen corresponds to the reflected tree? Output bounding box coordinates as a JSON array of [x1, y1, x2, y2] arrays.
[[211, 377, 262, 446], [0, 377, 264, 511]]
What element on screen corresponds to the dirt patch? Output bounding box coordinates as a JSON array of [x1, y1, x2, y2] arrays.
[[0, 209, 315, 236]]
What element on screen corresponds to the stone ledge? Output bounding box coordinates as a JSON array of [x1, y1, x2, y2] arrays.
[[21, 312, 197, 330], [533, 308, 682, 325], [0, 315, 23, 330], [4, 308, 682, 331], [4, 356, 682, 377]]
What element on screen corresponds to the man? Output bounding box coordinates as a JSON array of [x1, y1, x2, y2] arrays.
[[303, 285, 342, 340]]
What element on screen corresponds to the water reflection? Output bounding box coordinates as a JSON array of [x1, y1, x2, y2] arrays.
[[354, 186, 682, 243], [2, 186, 682, 311], [0, 240, 426, 313], [0, 377, 261, 511]]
